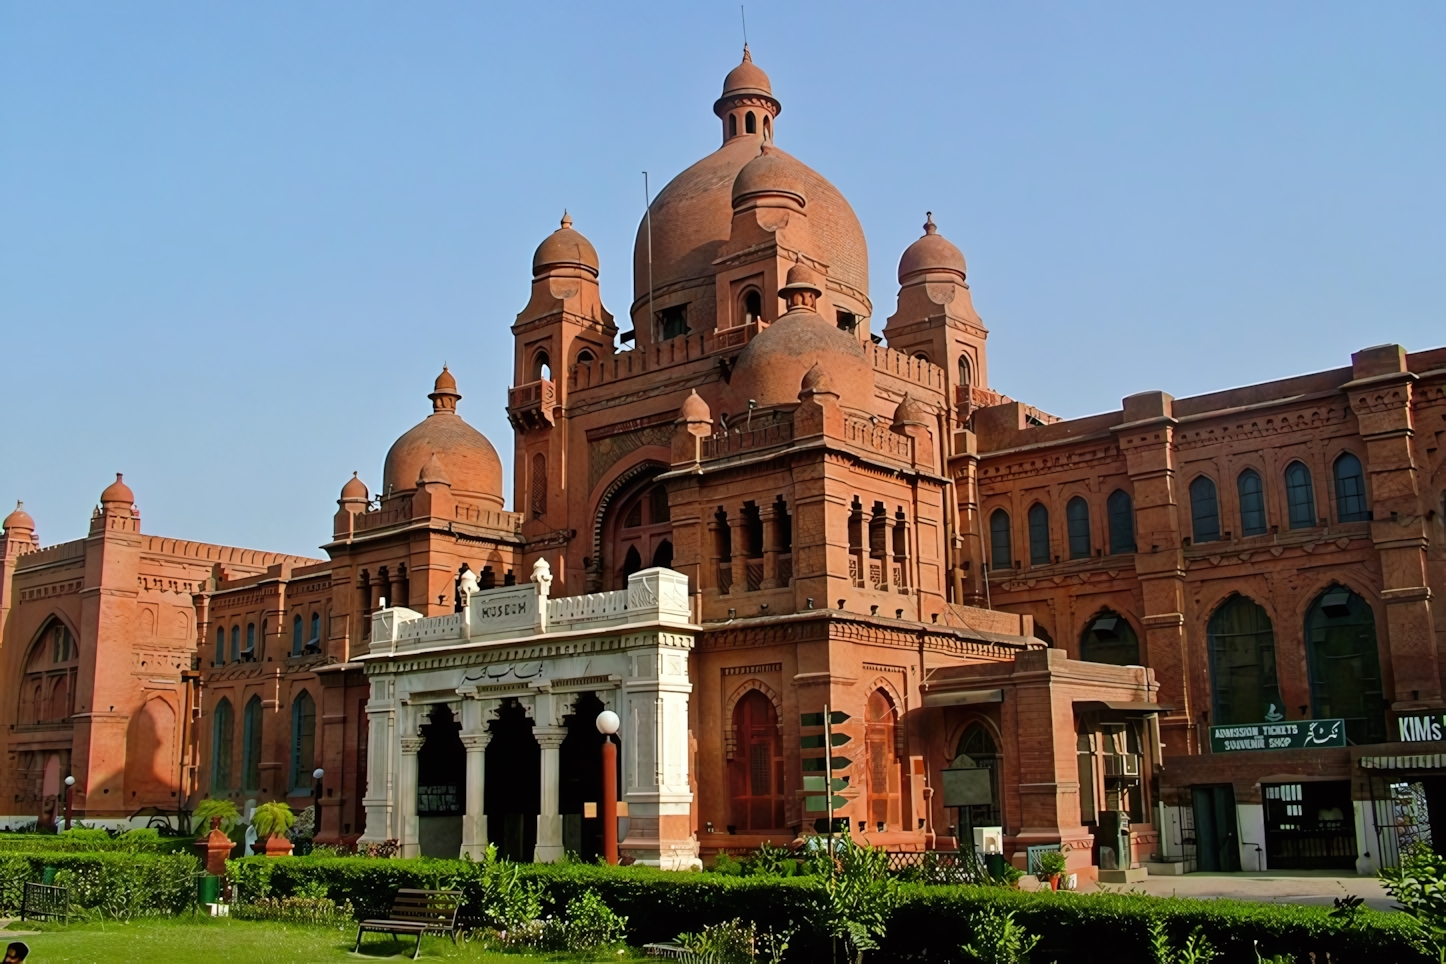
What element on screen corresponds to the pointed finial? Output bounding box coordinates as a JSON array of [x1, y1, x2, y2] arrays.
[[924, 212, 937, 235], [742, 43, 752, 63], [560, 210, 572, 230]]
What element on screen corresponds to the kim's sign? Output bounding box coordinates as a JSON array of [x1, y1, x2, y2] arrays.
[[1209, 719, 1347, 753], [1396, 712, 1446, 743]]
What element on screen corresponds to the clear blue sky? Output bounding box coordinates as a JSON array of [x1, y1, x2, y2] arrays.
[[3, 3, 1442, 558]]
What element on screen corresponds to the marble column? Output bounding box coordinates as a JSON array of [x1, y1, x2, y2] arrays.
[[398, 736, 424, 858], [533, 727, 568, 863], [459, 731, 491, 859]]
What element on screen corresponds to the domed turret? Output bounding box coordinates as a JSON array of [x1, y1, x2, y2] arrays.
[[719, 45, 774, 101], [680, 389, 712, 423], [100, 473, 134, 508], [532, 212, 599, 278], [898, 212, 966, 284], [3, 501, 35, 533], [893, 393, 931, 427], [382, 368, 504, 508], [340, 473, 368, 503]]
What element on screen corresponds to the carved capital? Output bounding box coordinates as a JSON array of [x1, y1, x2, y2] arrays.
[[400, 737, 425, 754]]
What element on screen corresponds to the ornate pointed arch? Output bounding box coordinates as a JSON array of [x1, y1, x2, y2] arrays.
[[723, 678, 782, 760]]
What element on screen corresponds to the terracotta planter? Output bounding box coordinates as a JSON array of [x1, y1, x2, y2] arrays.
[[1049, 876, 1061, 890], [263, 834, 294, 857], [196, 816, 235, 877]]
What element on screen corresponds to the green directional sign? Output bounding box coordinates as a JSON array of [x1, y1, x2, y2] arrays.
[[801, 757, 851, 772], [802, 776, 849, 793], [804, 795, 848, 813], [800, 711, 852, 727], [800, 733, 852, 749]]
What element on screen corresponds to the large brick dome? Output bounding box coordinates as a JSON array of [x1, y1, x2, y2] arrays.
[[632, 52, 868, 313], [727, 304, 873, 410]]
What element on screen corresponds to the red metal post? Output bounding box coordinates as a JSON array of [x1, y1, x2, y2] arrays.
[[601, 738, 618, 864]]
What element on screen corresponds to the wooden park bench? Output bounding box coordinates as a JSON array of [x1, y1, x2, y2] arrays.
[[21, 881, 69, 922], [354, 888, 462, 959]]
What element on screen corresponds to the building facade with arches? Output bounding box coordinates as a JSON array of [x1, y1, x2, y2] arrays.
[[2, 46, 1443, 880]]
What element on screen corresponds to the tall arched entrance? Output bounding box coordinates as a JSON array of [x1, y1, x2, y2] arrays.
[[559, 692, 607, 861], [1306, 586, 1387, 745], [485, 699, 540, 861], [1207, 595, 1282, 725], [599, 468, 673, 590], [416, 704, 465, 857], [729, 690, 784, 832], [866, 690, 901, 832]]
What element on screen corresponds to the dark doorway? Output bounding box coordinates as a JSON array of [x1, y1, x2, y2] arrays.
[[1263, 781, 1356, 870], [417, 704, 465, 857], [485, 699, 540, 862], [559, 693, 607, 861], [1192, 784, 1241, 872]]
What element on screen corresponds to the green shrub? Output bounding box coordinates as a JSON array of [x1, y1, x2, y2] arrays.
[[0, 830, 192, 855], [961, 907, 1040, 963], [541, 889, 627, 951], [222, 853, 1424, 963], [0, 850, 200, 918], [250, 801, 294, 841]]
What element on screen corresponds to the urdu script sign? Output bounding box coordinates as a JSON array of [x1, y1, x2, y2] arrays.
[[1208, 719, 1347, 753]]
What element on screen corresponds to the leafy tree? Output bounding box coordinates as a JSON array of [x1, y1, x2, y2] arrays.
[[1381, 843, 1446, 963], [961, 907, 1041, 964], [191, 798, 242, 837], [250, 801, 295, 841]]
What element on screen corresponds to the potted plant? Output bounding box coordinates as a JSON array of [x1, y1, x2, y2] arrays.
[[1036, 849, 1068, 890], [251, 801, 296, 857], [191, 798, 243, 876]]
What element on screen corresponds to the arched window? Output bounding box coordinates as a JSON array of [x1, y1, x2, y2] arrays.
[[211, 698, 234, 792], [730, 690, 784, 830], [244, 622, 256, 657], [958, 355, 972, 391], [576, 348, 596, 365], [1334, 453, 1368, 522], [290, 690, 317, 790], [913, 351, 931, 365], [866, 690, 901, 831], [745, 111, 756, 134], [533, 351, 551, 382], [242, 695, 263, 790], [1027, 503, 1050, 566], [651, 540, 674, 569], [742, 289, 762, 325], [952, 724, 1001, 827], [1237, 469, 1267, 535], [230, 625, 240, 662], [310, 613, 321, 648], [1207, 596, 1282, 725], [1189, 476, 1221, 543], [1306, 587, 1386, 744], [729, 113, 738, 137], [1066, 497, 1091, 559], [762, 115, 770, 140], [47, 675, 69, 721], [291, 615, 303, 656], [1285, 461, 1316, 529], [1081, 611, 1140, 666], [531, 453, 547, 518], [620, 545, 642, 582], [1107, 489, 1136, 554], [989, 509, 1012, 570], [215, 626, 225, 665]]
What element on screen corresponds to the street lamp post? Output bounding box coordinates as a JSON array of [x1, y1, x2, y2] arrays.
[[312, 768, 325, 838], [596, 711, 620, 865], [63, 776, 75, 831]]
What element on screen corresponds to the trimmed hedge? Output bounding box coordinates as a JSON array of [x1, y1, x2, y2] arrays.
[[227, 855, 1424, 963], [0, 829, 195, 855], [0, 850, 201, 918]]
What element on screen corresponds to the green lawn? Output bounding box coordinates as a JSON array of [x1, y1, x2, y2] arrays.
[[0, 917, 640, 964]]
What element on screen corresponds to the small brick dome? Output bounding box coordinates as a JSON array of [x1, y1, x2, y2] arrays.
[[3, 501, 34, 532], [382, 371, 503, 507], [729, 307, 873, 409], [897, 213, 966, 284], [340, 473, 368, 502], [533, 212, 599, 277], [731, 145, 806, 208], [721, 45, 773, 98], [100, 473, 134, 506]]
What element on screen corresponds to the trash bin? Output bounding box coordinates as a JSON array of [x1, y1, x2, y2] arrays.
[[197, 874, 221, 905], [985, 853, 1007, 880]]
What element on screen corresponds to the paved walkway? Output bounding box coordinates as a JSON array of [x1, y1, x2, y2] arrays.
[[1084, 871, 1395, 911]]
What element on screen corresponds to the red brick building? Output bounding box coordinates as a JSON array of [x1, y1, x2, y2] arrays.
[[3, 47, 1442, 878]]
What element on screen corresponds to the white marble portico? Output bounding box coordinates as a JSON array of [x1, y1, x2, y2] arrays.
[[356, 563, 700, 869]]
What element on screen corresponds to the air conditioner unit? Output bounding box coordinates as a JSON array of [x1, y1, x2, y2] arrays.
[[1104, 754, 1141, 777]]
